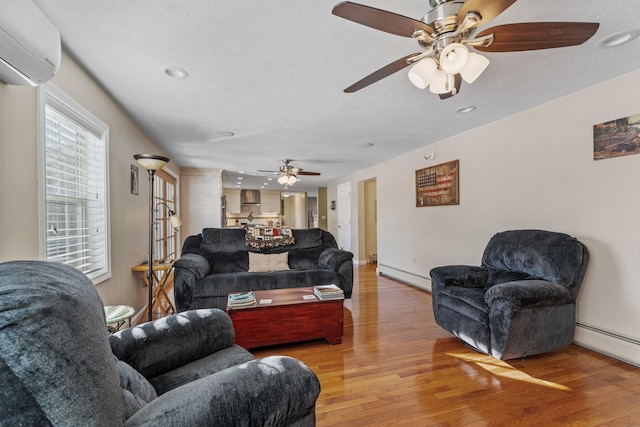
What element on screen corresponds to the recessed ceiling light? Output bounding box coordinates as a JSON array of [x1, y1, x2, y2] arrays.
[[456, 106, 476, 114], [211, 131, 235, 139], [164, 66, 189, 79], [263, 183, 268, 186], [267, 177, 273, 181], [239, 171, 245, 174], [597, 30, 639, 48], [237, 177, 243, 180]]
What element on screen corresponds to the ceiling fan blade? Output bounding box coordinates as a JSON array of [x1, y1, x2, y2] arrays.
[[474, 22, 600, 52], [438, 74, 462, 100], [344, 53, 420, 93], [458, 0, 518, 28], [332, 2, 433, 38], [298, 171, 321, 176]]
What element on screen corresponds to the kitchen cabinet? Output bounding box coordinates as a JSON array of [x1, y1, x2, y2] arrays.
[[260, 190, 281, 214], [225, 189, 241, 213]]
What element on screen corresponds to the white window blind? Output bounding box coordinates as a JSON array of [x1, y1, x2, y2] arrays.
[[39, 84, 110, 284]]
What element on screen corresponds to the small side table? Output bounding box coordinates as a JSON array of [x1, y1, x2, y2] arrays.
[[105, 305, 135, 334], [131, 262, 176, 318]]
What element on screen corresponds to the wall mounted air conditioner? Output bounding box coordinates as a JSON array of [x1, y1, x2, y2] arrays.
[[0, 0, 60, 86]]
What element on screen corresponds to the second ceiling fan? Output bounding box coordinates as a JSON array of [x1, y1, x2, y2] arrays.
[[332, 0, 599, 99]]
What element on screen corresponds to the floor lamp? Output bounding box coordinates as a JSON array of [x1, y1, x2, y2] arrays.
[[134, 153, 170, 321]]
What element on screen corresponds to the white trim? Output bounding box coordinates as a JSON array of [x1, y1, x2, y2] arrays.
[[37, 82, 111, 285], [353, 259, 367, 266], [574, 323, 640, 367], [377, 263, 431, 292]]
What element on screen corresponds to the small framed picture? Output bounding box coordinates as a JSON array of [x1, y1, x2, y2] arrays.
[[130, 164, 139, 195]]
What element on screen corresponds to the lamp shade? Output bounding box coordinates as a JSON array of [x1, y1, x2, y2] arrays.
[[429, 70, 453, 94], [169, 213, 182, 229], [287, 175, 298, 185], [278, 175, 288, 185], [134, 154, 170, 171], [460, 52, 490, 84], [439, 43, 469, 75], [408, 57, 438, 89]]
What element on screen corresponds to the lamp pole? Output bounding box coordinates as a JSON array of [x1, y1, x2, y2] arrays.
[[145, 169, 156, 321], [134, 154, 170, 322]]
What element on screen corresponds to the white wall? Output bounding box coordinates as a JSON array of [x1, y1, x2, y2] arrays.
[[181, 168, 223, 236], [0, 51, 178, 315], [328, 68, 640, 365]]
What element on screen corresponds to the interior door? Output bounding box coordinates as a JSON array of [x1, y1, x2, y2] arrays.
[[337, 182, 351, 251]]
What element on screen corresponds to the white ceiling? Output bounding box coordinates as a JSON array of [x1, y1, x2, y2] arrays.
[[33, 0, 640, 193]]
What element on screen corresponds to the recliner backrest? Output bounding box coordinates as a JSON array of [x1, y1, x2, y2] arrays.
[[481, 229, 589, 300]]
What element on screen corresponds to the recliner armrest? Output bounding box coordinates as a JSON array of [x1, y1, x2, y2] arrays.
[[430, 265, 488, 288], [319, 248, 353, 271], [110, 309, 235, 379], [485, 280, 573, 307], [173, 253, 211, 280], [124, 356, 320, 426]]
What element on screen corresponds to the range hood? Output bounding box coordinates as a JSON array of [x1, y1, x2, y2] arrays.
[[240, 189, 261, 205]]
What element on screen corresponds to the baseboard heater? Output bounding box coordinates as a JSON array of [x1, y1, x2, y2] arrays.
[[377, 263, 431, 291], [575, 322, 640, 367]]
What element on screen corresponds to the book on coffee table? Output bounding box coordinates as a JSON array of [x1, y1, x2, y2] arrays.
[[314, 284, 344, 300], [228, 291, 256, 307]]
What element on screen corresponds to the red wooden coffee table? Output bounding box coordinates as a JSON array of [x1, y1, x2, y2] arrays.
[[226, 287, 343, 349]]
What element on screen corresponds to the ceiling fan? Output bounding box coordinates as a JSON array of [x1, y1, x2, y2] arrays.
[[258, 159, 321, 186], [332, 0, 599, 99]]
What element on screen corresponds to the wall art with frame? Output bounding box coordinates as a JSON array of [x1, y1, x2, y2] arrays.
[[416, 159, 459, 207], [593, 114, 640, 160]]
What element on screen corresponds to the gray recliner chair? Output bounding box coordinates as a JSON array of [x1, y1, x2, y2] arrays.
[[430, 229, 589, 360], [0, 260, 320, 426]]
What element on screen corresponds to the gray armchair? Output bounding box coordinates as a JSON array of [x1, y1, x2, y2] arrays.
[[0, 261, 320, 426], [430, 229, 589, 360]]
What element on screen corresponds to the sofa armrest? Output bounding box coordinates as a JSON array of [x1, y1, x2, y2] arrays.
[[485, 280, 573, 308], [173, 253, 210, 280], [110, 309, 235, 379], [124, 356, 320, 426], [430, 265, 488, 289], [319, 248, 353, 271]]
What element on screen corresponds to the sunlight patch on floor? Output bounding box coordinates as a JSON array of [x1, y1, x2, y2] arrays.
[[447, 351, 572, 391]]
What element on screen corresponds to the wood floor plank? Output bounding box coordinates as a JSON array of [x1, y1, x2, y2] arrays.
[[253, 264, 640, 426]]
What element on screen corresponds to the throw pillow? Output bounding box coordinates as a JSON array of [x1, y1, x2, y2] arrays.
[[248, 252, 290, 273]]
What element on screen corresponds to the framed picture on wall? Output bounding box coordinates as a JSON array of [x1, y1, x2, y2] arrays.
[[415, 159, 459, 207], [593, 114, 640, 160], [130, 164, 139, 195]]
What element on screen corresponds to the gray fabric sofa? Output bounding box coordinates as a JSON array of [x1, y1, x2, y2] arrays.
[[174, 227, 353, 311], [430, 229, 589, 360], [0, 260, 320, 426]]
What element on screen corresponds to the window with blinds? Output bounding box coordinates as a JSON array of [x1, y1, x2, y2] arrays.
[[38, 84, 110, 284]]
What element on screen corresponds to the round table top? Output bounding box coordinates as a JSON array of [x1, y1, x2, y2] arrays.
[[104, 305, 135, 324]]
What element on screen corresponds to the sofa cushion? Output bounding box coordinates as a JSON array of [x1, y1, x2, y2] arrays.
[[249, 252, 290, 273], [204, 251, 248, 274], [288, 247, 322, 270], [114, 356, 157, 420], [149, 345, 255, 396]]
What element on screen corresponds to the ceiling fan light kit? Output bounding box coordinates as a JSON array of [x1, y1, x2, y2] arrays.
[[332, 0, 599, 99]]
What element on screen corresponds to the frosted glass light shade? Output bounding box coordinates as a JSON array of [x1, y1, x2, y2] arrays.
[[134, 154, 170, 171], [408, 58, 438, 89], [287, 175, 297, 185], [278, 175, 288, 184], [460, 52, 490, 84], [429, 71, 453, 94], [440, 43, 469, 74], [169, 214, 182, 229]]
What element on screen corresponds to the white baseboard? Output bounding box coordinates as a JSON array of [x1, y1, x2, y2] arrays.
[[574, 323, 640, 367], [353, 259, 367, 266], [377, 264, 431, 292]]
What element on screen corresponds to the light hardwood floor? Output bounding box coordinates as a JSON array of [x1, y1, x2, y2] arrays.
[[253, 264, 640, 426]]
